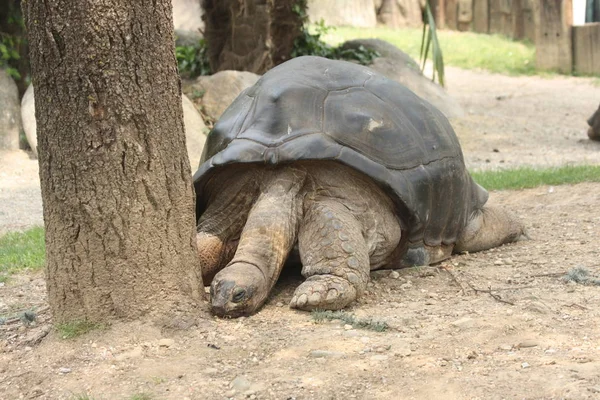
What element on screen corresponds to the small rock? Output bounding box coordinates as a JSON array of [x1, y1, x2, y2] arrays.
[[425, 299, 437, 305], [309, 350, 345, 359], [230, 376, 252, 392], [521, 362, 530, 369], [494, 259, 504, 265], [451, 317, 475, 330], [344, 324, 353, 330], [588, 386, 600, 394], [518, 339, 539, 348], [499, 344, 513, 351], [343, 330, 359, 338], [203, 367, 218, 375], [58, 367, 71, 374], [115, 346, 144, 361], [389, 271, 400, 279], [276, 302, 284, 307], [393, 341, 412, 357]]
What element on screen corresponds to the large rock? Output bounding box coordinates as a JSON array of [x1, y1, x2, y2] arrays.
[[0, 69, 21, 150], [186, 70, 260, 122], [342, 39, 465, 119], [182, 94, 207, 169], [21, 86, 207, 166], [307, 0, 377, 27], [21, 85, 37, 156], [172, 0, 204, 32]]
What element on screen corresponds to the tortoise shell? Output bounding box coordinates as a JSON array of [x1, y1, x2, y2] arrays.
[[193, 56, 487, 263]]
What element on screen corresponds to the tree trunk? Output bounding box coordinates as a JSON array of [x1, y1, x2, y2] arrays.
[[23, 0, 203, 323], [202, 0, 304, 74]]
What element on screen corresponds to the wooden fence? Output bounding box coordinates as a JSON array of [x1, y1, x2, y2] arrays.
[[434, 0, 600, 74]]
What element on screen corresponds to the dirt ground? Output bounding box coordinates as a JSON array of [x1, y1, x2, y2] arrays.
[[1, 66, 600, 400]]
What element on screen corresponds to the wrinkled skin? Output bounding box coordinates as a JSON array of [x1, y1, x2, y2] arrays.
[[197, 161, 525, 318], [587, 104, 600, 141]]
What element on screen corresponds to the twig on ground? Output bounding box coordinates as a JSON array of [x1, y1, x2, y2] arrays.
[[529, 272, 567, 278], [438, 265, 466, 295], [466, 282, 515, 305]]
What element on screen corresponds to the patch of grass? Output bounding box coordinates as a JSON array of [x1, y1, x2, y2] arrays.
[[471, 165, 600, 191], [322, 26, 536, 76], [130, 394, 153, 400], [0, 226, 45, 282], [70, 395, 97, 400], [56, 320, 106, 339], [311, 309, 389, 332], [562, 266, 600, 286]]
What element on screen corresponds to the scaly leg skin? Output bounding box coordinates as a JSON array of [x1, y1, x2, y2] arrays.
[[291, 200, 370, 311], [210, 167, 306, 317], [454, 206, 527, 254], [196, 169, 258, 284]]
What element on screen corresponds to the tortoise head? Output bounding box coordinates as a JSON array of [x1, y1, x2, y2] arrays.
[[209, 263, 268, 318]]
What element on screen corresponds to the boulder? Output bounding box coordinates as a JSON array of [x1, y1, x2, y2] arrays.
[[587, 104, 600, 141], [172, 0, 204, 32], [342, 39, 465, 119], [307, 0, 377, 27], [182, 94, 207, 169], [0, 69, 21, 150], [186, 70, 260, 122], [21, 85, 37, 156], [21, 86, 207, 166]]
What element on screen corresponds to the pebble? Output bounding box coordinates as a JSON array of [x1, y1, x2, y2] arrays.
[[58, 367, 71, 374], [518, 339, 539, 348], [389, 271, 400, 279], [588, 386, 600, 394], [159, 338, 175, 348], [393, 341, 412, 357], [499, 344, 513, 351], [451, 317, 475, 330], [343, 330, 359, 338], [309, 350, 345, 359], [344, 324, 353, 330], [276, 302, 284, 307], [521, 362, 530, 369], [230, 376, 252, 392]]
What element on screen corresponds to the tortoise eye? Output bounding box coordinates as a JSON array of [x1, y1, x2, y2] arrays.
[[232, 287, 246, 303]]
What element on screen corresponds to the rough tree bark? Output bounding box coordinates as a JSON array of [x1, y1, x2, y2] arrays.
[[202, 0, 304, 74], [23, 0, 203, 323]]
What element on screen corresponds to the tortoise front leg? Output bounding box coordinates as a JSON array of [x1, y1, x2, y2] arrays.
[[454, 206, 527, 254], [291, 200, 370, 311], [209, 167, 306, 317]]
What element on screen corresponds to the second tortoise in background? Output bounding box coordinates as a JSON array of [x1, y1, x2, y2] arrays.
[[587, 104, 600, 141], [193, 56, 526, 318]]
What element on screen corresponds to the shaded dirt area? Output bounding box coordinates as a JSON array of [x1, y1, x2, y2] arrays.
[[1, 67, 600, 400]]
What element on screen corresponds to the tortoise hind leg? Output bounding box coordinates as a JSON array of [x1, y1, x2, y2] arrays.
[[454, 207, 526, 254]]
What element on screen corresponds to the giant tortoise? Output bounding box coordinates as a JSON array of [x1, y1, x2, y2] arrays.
[[193, 56, 525, 318]]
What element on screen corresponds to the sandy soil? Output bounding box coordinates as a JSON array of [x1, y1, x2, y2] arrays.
[[1, 66, 600, 400]]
